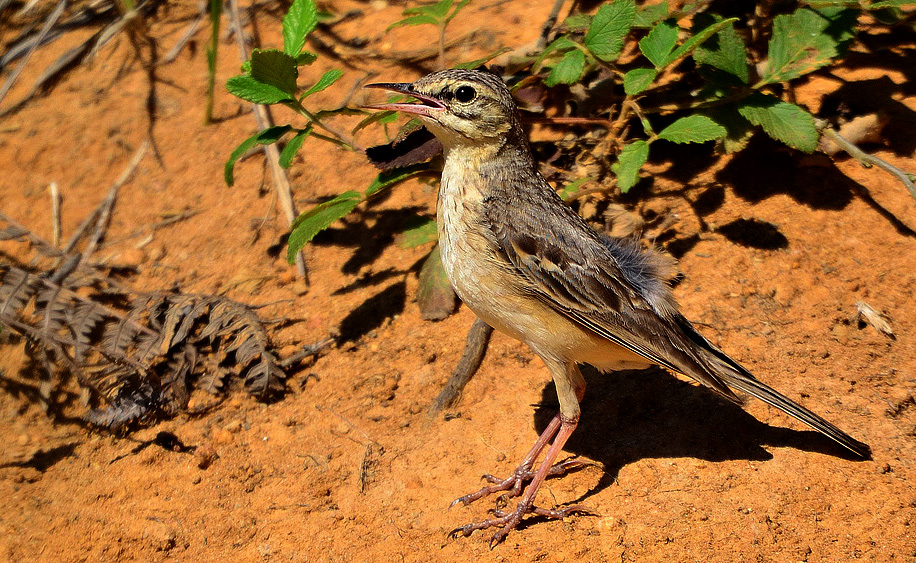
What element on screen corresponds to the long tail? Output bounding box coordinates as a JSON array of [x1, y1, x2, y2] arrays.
[[674, 316, 872, 459]]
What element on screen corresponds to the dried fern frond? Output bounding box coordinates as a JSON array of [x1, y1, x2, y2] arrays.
[[0, 213, 317, 432]]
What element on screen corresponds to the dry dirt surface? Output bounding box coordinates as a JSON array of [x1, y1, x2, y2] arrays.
[[2, 1, 916, 561]]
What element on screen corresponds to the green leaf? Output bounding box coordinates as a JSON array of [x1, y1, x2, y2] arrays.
[[352, 109, 399, 133], [562, 13, 592, 32], [760, 7, 857, 85], [287, 191, 362, 262], [623, 68, 657, 95], [417, 246, 457, 321], [454, 47, 512, 70], [301, 69, 343, 99], [283, 0, 318, 56], [558, 177, 591, 201], [224, 126, 293, 185], [535, 35, 577, 68], [398, 216, 438, 248], [365, 163, 432, 198], [633, 2, 668, 28], [387, 14, 439, 30], [692, 15, 749, 84], [545, 49, 586, 87], [657, 115, 726, 143], [250, 49, 299, 96], [737, 93, 818, 152], [639, 19, 678, 68], [664, 17, 738, 67], [279, 128, 311, 168], [616, 140, 649, 192], [584, 0, 636, 62], [706, 105, 755, 153], [226, 75, 293, 104], [295, 51, 318, 66], [405, 0, 453, 19], [869, 0, 914, 6]]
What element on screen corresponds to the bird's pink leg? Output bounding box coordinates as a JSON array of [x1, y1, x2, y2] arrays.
[[449, 414, 592, 548]]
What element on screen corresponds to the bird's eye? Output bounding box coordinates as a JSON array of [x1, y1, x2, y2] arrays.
[[455, 85, 476, 103]]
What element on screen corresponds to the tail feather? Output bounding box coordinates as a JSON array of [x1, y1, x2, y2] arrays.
[[673, 315, 871, 459]]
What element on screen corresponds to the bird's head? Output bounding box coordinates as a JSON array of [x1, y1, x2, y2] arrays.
[[365, 69, 523, 150]]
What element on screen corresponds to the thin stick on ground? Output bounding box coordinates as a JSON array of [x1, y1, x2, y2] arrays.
[[79, 140, 150, 265], [48, 182, 61, 248], [227, 0, 309, 286]]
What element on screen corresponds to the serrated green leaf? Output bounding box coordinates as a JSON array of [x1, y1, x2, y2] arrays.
[[250, 49, 299, 96], [279, 128, 311, 168], [693, 15, 749, 84], [633, 2, 668, 28], [657, 115, 726, 143], [639, 19, 678, 68], [545, 49, 586, 87], [623, 68, 657, 95], [562, 13, 592, 32], [405, 0, 453, 19], [398, 216, 438, 248], [287, 191, 362, 262], [737, 93, 818, 152], [224, 126, 293, 185], [535, 36, 577, 68], [301, 69, 343, 99], [283, 0, 318, 56], [664, 17, 737, 67], [616, 140, 649, 192], [387, 14, 439, 30], [227, 75, 293, 104], [295, 51, 318, 66], [706, 105, 754, 153], [760, 7, 857, 85], [366, 163, 432, 198], [584, 0, 636, 62]]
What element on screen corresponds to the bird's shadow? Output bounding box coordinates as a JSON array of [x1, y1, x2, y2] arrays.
[[530, 365, 865, 503]]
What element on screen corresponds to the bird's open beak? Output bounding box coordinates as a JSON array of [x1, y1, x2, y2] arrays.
[[363, 82, 446, 116]]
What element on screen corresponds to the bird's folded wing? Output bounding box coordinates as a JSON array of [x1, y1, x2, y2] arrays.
[[488, 215, 740, 401]]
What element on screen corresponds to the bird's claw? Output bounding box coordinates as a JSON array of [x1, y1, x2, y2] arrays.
[[449, 456, 596, 508], [448, 502, 593, 548]]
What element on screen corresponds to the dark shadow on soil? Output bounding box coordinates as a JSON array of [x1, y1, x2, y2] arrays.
[[716, 218, 789, 250], [0, 442, 80, 473], [309, 206, 428, 274], [531, 365, 866, 502], [337, 280, 406, 343], [716, 136, 857, 209]]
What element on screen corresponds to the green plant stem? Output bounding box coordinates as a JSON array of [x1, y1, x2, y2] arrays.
[[286, 100, 361, 151], [817, 120, 916, 202], [204, 0, 222, 125]]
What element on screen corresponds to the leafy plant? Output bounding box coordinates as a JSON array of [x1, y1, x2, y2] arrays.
[[388, 0, 474, 68], [223, 0, 349, 186], [529, 0, 879, 192]]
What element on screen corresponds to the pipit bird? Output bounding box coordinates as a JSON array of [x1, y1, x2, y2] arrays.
[[366, 69, 870, 546]]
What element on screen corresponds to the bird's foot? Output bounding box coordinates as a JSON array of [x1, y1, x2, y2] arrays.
[[448, 501, 593, 548], [450, 456, 595, 507]]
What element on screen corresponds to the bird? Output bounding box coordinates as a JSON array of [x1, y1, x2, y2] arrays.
[[365, 69, 871, 547]]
